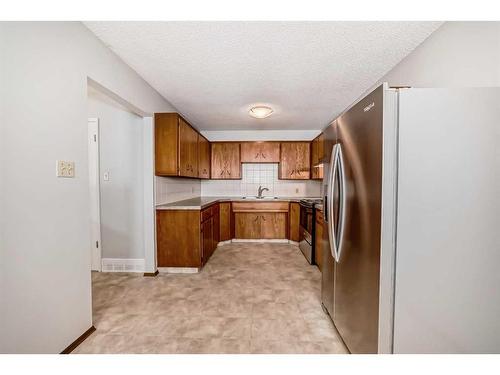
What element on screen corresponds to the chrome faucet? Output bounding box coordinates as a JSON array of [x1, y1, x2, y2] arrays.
[[257, 185, 269, 199]]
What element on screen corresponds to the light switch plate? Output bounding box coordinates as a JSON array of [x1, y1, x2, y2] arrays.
[[103, 172, 109, 181], [56, 160, 75, 178]]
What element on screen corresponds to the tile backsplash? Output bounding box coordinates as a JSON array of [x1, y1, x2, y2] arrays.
[[155, 176, 201, 205], [201, 163, 321, 197]]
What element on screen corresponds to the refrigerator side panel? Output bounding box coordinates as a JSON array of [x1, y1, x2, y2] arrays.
[[394, 88, 500, 353], [377, 88, 399, 354]]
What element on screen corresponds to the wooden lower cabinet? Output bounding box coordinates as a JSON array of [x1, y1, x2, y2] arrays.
[[212, 203, 220, 245], [201, 216, 214, 264], [219, 202, 231, 241], [289, 202, 300, 242], [234, 212, 287, 239], [156, 210, 201, 267], [156, 204, 220, 268], [260, 212, 287, 239], [235, 213, 261, 239], [315, 209, 324, 272]]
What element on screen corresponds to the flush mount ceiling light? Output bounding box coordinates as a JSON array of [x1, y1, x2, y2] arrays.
[[249, 105, 273, 119]]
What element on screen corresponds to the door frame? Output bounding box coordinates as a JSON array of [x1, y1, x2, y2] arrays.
[[88, 118, 102, 271]]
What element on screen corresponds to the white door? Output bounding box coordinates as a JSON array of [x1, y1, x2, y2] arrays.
[[88, 118, 102, 271]]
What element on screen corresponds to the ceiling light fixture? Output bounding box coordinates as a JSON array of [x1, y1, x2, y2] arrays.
[[249, 105, 273, 119]]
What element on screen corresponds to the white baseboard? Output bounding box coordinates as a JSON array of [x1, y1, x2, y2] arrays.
[[289, 240, 299, 246], [157, 267, 199, 274], [101, 258, 145, 273]]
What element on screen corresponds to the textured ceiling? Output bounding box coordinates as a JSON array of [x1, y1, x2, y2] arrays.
[[85, 22, 442, 131]]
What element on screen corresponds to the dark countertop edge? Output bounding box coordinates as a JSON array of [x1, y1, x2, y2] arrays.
[[156, 196, 321, 211]]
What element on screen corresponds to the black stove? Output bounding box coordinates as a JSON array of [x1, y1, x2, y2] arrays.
[[298, 198, 323, 264]]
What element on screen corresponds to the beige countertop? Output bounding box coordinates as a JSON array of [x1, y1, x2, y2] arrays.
[[156, 196, 321, 210]]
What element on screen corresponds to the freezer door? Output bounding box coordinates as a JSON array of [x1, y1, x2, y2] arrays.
[[393, 88, 500, 353], [333, 85, 384, 354], [321, 120, 337, 318]]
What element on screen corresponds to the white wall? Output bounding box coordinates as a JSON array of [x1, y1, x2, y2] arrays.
[[0, 22, 175, 354], [202, 163, 321, 198], [88, 88, 145, 260], [378, 21, 500, 89]]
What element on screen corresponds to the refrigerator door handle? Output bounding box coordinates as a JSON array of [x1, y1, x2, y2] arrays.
[[336, 144, 347, 262], [327, 144, 339, 261]]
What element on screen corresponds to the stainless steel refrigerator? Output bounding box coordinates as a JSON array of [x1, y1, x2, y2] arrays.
[[321, 84, 500, 354]]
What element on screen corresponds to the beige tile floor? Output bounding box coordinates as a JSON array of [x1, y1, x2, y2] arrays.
[[74, 242, 348, 354]]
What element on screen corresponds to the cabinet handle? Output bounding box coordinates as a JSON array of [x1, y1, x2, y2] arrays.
[[261, 215, 266, 221], [254, 216, 259, 222], [261, 153, 266, 159], [255, 153, 260, 159]]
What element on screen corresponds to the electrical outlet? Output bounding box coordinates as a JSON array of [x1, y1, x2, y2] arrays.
[[103, 172, 109, 181], [295, 188, 299, 194], [56, 160, 75, 178]]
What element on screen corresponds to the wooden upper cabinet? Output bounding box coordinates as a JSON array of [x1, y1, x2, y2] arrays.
[[211, 142, 241, 179], [155, 113, 205, 178], [178, 118, 199, 177], [198, 134, 210, 179], [311, 133, 324, 180], [155, 113, 179, 176], [241, 142, 280, 163], [279, 142, 311, 180]]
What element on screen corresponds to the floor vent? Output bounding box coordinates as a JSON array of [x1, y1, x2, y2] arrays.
[[101, 258, 145, 273]]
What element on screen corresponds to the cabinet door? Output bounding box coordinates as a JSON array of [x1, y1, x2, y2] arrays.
[[289, 202, 300, 242], [156, 210, 201, 267], [154, 113, 179, 176], [198, 134, 210, 179], [311, 137, 319, 179], [241, 142, 280, 163], [311, 134, 324, 180], [279, 142, 311, 180], [212, 204, 220, 247], [219, 202, 231, 241], [179, 118, 198, 177], [211, 143, 241, 179], [234, 213, 261, 239], [260, 212, 287, 239], [315, 210, 324, 271], [241, 142, 261, 163], [259, 142, 280, 163], [201, 218, 213, 264]]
